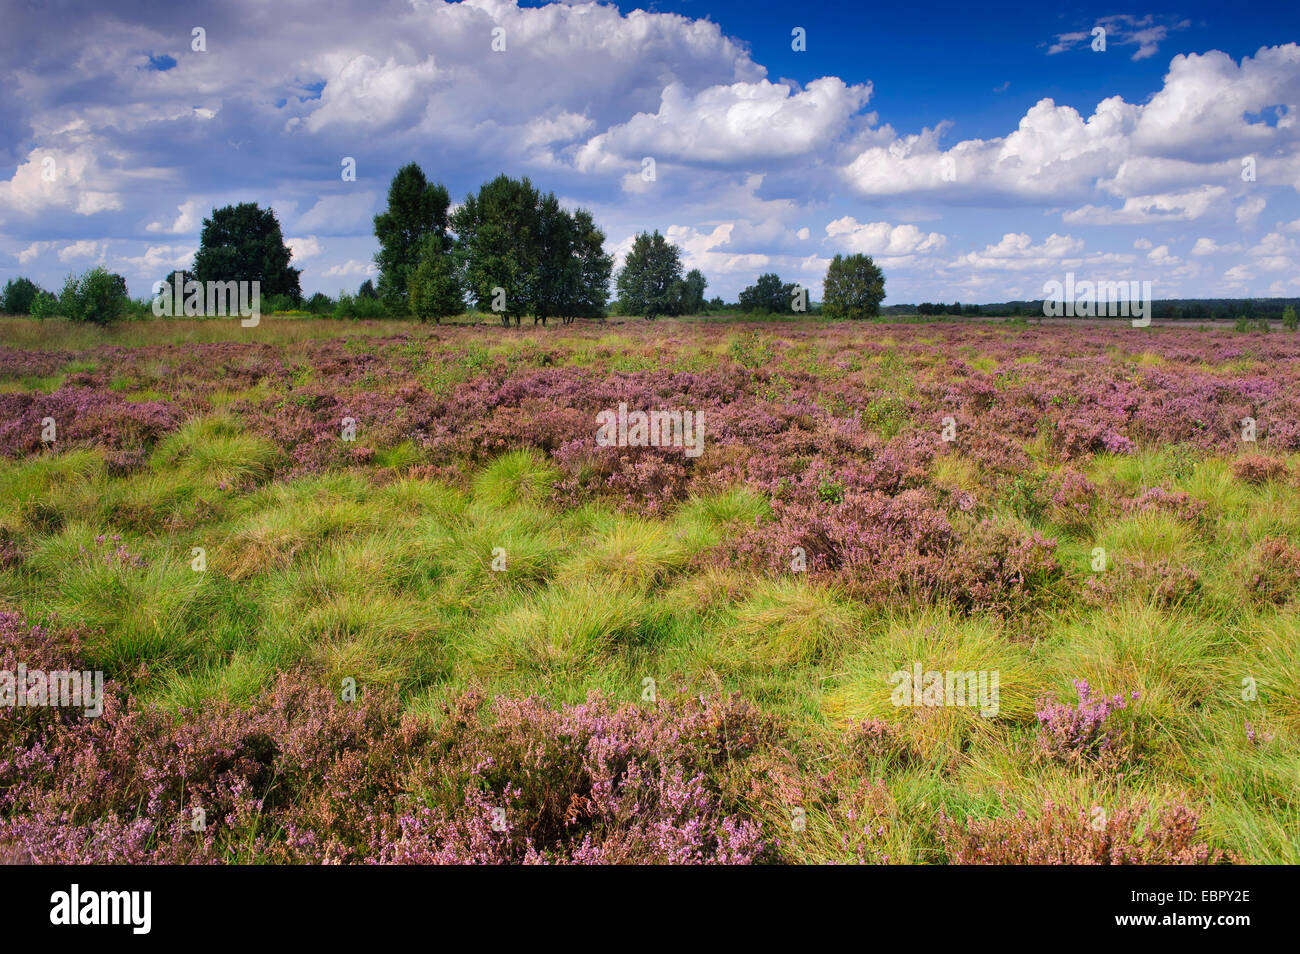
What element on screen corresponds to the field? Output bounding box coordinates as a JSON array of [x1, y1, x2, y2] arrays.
[[2, 315, 1298, 864]]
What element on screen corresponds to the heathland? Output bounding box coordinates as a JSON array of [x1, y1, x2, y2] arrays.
[[1, 315, 1297, 863]]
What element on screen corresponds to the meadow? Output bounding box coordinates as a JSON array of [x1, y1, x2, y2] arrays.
[[1, 314, 1297, 864]]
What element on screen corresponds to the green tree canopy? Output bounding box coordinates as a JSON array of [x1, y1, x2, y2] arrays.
[[738, 273, 797, 314], [373, 162, 451, 312], [60, 266, 129, 325], [676, 269, 708, 315], [822, 253, 885, 320], [451, 174, 541, 325], [408, 235, 464, 324], [569, 208, 613, 321], [531, 192, 579, 325], [1, 277, 41, 315], [615, 231, 683, 320], [449, 175, 610, 325], [157, 269, 195, 295], [193, 202, 301, 301]]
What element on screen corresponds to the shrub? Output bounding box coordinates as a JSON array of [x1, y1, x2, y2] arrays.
[[729, 331, 775, 370], [850, 719, 920, 769], [380, 690, 772, 864], [259, 293, 298, 314], [1283, 304, 1298, 331], [305, 292, 334, 314], [0, 387, 181, 456], [1035, 679, 1140, 770], [1044, 468, 1102, 529], [0, 611, 776, 865], [1246, 536, 1300, 605], [59, 267, 128, 325], [940, 800, 1219, 864], [333, 292, 388, 320], [29, 290, 59, 319], [1084, 557, 1201, 608], [1232, 453, 1287, 484], [1123, 486, 1205, 522]]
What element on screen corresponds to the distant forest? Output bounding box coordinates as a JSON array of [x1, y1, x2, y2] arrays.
[[881, 298, 1300, 319]]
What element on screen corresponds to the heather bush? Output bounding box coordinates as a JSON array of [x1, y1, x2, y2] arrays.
[[725, 488, 1057, 613], [940, 800, 1219, 864], [0, 617, 421, 863], [1083, 557, 1201, 607], [1052, 414, 1134, 458], [0, 612, 778, 864], [1122, 486, 1206, 522], [1231, 453, 1288, 484], [1245, 536, 1300, 605], [820, 779, 895, 864], [849, 718, 921, 770], [381, 689, 774, 864], [1035, 679, 1141, 770], [1043, 468, 1103, 529], [0, 388, 180, 457]]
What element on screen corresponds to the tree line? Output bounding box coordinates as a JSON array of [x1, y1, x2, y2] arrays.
[[0, 162, 889, 324]]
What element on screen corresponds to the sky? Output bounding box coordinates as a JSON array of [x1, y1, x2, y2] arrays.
[[1, 0, 1298, 304]]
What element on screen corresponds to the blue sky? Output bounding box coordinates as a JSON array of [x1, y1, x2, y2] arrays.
[[2, 0, 1298, 303]]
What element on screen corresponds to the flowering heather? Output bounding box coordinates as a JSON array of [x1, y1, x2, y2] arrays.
[[1043, 468, 1102, 529], [79, 534, 146, 569], [3, 319, 1300, 485], [1122, 486, 1206, 522], [0, 387, 181, 457], [1244, 721, 1275, 745], [1036, 679, 1140, 770], [0, 613, 772, 864], [727, 488, 1058, 614], [378, 689, 773, 864]]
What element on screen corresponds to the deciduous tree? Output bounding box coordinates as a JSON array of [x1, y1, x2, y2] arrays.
[[615, 231, 683, 320], [194, 203, 301, 301], [822, 253, 885, 320], [373, 162, 451, 313]]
